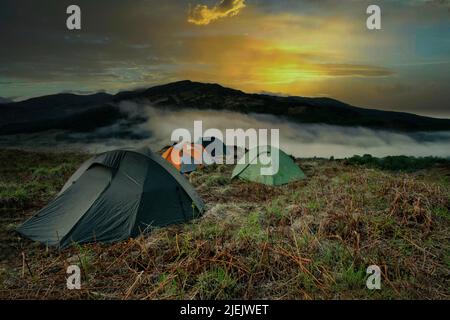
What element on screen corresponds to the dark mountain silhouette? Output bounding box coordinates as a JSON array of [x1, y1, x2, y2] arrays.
[[0, 97, 12, 104], [1, 80, 450, 135], [0, 93, 117, 134]]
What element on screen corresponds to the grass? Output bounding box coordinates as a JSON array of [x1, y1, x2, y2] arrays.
[[196, 267, 239, 299], [345, 154, 450, 172], [0, 150, 449, 299], [0, 150, 87, 212]]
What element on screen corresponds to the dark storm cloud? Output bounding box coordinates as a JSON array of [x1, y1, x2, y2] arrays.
[[0, 0, 187, 85], [0, 0, 448, 117]]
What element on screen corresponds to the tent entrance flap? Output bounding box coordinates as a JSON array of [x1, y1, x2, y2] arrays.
[[231, 147, 306, 186], [17, 165, 113, 246], [17, 147, 205, 248]]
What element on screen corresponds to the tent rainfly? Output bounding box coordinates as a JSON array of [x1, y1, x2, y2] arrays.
[[162, 142, 213, 174], [197, 136, 228, 157], [17, 147, 204, 248], [197, 136, 248, 163], [231, 146, 306, 186]]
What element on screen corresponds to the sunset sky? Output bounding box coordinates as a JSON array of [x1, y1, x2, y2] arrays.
[[0, 0, 449, 117]]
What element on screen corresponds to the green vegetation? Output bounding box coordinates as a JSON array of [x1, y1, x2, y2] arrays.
[[196, 267, 239, 299], [0, 150, 88, 213], [0, 149, 449, 299], [345, 154, 449, 172]]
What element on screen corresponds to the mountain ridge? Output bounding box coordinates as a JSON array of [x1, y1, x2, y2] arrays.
[[1, 80, 450, 134]]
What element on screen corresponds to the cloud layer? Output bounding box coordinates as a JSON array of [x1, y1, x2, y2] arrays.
[[188, 0, 246, 25], [0, 0, 448, 117], [2, 104, 449, 158]]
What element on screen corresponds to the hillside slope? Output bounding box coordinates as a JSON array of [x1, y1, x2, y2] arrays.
[[1, 80, 450, 135], [1, 149, 449, 299]]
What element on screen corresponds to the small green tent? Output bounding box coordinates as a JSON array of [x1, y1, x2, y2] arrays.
[[17, 147, 204, 248], [231, 146, 306, 186]]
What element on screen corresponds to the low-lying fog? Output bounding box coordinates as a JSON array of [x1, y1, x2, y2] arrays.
[[1, 103, 450, 159]]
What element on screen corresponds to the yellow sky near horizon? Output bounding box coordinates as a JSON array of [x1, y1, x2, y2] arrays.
[[178, 10, 395, 98], [173, 1, 449, 117], [1, 0, 448, 116]]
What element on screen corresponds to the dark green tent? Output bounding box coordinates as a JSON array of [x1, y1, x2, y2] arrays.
[[231, 146, 306, 186], [17, 147, 204, 248], [197, 137, 228, 157]]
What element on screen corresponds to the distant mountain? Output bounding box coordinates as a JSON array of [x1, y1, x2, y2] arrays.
[[0, 93, 116, 134], [1, 80, 450, 135], [116, 81, 450, 131], [0, 97, 12, 104]]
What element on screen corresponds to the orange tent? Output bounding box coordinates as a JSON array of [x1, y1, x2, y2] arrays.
[[162, 142, 206, 173]]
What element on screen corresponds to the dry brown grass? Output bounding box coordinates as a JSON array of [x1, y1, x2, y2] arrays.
[[0, 150, 449, 299]]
